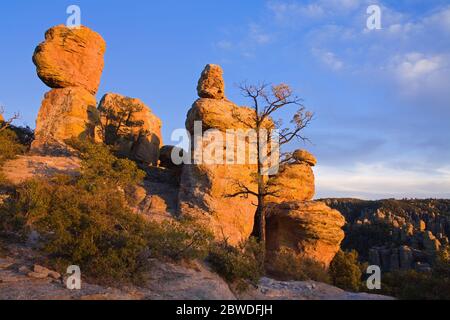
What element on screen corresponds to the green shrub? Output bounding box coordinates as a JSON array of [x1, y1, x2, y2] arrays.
[[329, 250, 363, 292], [0, 139, 149, 284], [148, 218, 213, 262], [0, 139, 218, 284], [2, 175, 151, 284], [67, 138, 145, 192], [268, 247, 331, 283], [0, 128, 25, 164], [208, 237, 264, 290], [380, 245, 450, 300]]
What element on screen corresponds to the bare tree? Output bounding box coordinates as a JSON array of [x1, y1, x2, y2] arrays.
[[227, 83, 314, 247], [0, 106, 20, 133]]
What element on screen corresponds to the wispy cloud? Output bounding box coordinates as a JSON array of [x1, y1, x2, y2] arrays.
[[315, 163, 450, 199], [312, 48, 344, 71]]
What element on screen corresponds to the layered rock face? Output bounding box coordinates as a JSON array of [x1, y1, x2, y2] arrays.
[[98, 93, 162, 166], [264, 149, 344, 268], [32, 88, 97, 153], [178, 64, 260, 245], [31, 25, 106, 154], [266, 201, 346, 268], [33, 25, 106, 95], [267, 151, 316, 204]]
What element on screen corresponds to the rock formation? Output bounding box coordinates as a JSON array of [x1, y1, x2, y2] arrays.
[[97, 93, 162, 166], [266, 201, 346, 268], [178, 64, 262, 245], [32, 88, 97, 153], [32, 25, 106, 95], [179, 64, 346, 264], [31, 25, 106, 154], [267, 150, 316, 204], [324, 198, 450, 272], [197, 64, 225, 100], [293, 149, 317, 166], [159, 145, 184, 169]]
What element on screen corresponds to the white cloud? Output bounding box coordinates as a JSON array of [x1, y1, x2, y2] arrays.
[[248, 24, 272, 45], [422, 6, 450, 34], [315, 162, 450, 199], [312, 48, 344, 70], [395, 53, 442, 80], [216, 40, 233, 50], [388, 52, 450, 98]]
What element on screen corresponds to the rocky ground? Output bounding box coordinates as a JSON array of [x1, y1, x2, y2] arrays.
[[0, 247, 391, 300], [0, 243, 392, 300]]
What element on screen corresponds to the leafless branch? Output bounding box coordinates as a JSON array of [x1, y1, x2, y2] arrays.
[[0, 106, 20, 132]]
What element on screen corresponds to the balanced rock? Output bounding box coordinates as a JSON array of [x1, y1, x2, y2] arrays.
[[267, 162, 315, 203], [197, 64, 225, 100], [266, 201, 346, 268], [33, 25, 106, 95], [31, 87, 97, 154], [293, 149, 317, 166], [179, 65, 268, 245], [98, 93, 162, 166]]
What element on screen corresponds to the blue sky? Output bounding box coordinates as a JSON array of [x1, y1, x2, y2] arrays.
[[1, 0, 450, 199]]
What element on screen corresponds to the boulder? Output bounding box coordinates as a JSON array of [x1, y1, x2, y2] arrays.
[[293, 149, 317, 166], [98, 93, 162, 166], [31, 87, 97, 154], [197, 64, 225, 100], [159, 145, 184, 169], [33, 25, 106, 95], [267, 163, 315, 203], [186, 98, 272, 133], [266, 201, 346, 268], [178, 163, 258, 245]]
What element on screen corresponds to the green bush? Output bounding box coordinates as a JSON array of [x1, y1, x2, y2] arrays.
[[268, 247, 331, 283], [67, 138, 145, 192], [0, 139, 218, 284], [0, 140, 142, 284], [329, 250, 363, 292], [0, 128, 25, 164], [380, 245, 450, 300], [208, 237, 264, 290], [148, 218, 213, 262], [1, 175, 151, 284]]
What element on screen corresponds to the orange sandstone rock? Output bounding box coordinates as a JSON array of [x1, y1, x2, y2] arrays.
[[197, 64, 225, 100], [31, 87, 97, 154], [33, 25, 106, 95], [267, 163, 315, 203], [266, 201, 346, 268], [98, 93, 163, 166]]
